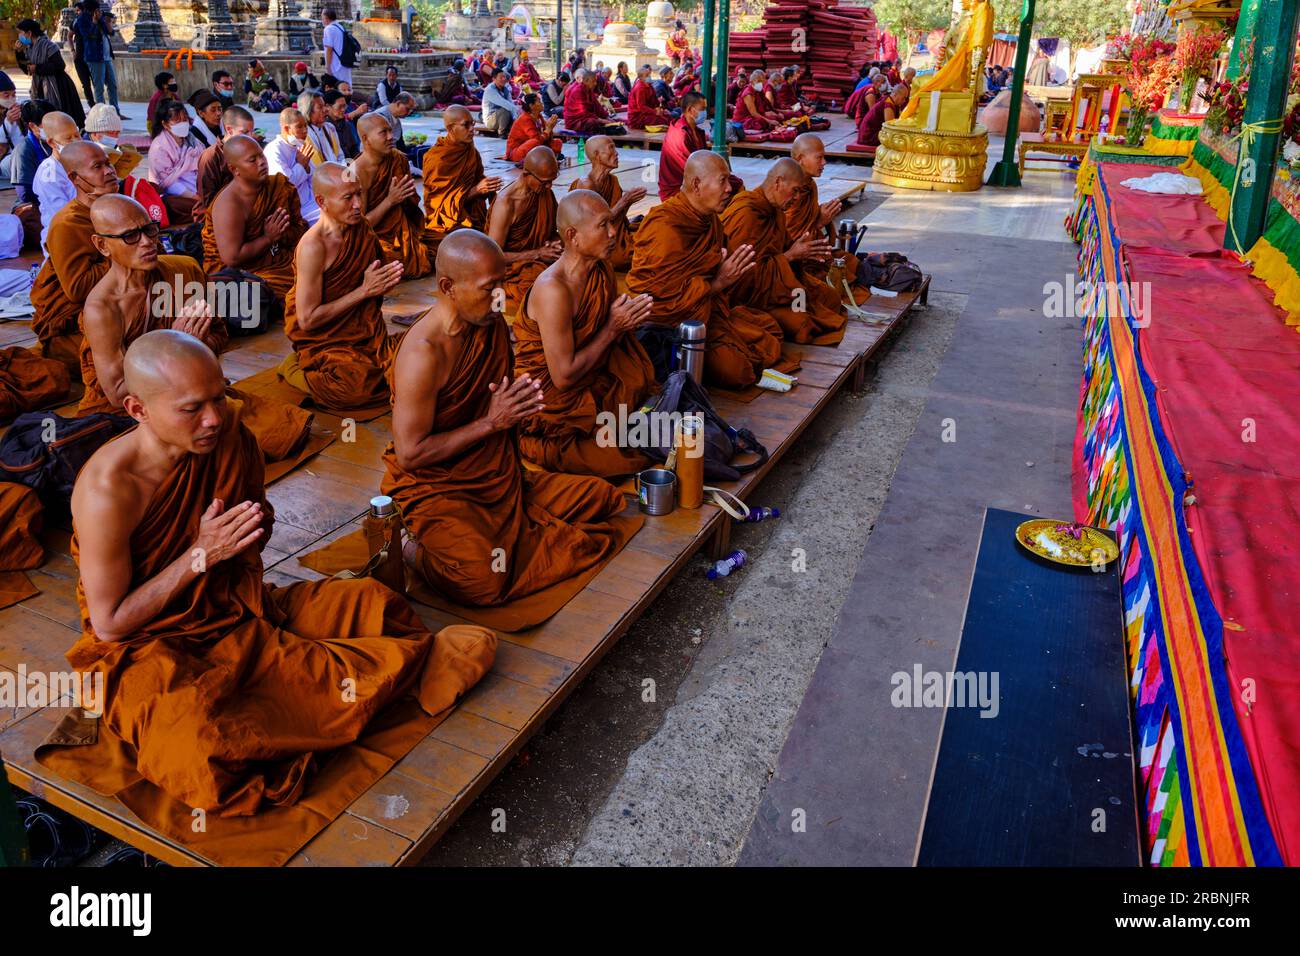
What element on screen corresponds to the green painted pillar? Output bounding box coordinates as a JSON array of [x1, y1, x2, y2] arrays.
[[1226, 0, 1300, 255], [712, 0, 731, 157], [1228, 0, 1262, 80], [987, 0, 1036, 188], [702, 0, 715, 101]]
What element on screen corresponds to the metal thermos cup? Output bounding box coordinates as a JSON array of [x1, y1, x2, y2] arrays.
[[369, 495, 395, 518], [635, 468, 677, 516], [676, 320, 705, 384]]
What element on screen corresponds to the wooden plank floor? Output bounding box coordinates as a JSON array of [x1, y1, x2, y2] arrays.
[[0, 275, 925, 865]]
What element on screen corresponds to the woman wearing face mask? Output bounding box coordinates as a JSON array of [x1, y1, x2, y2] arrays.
[[147, 102, 204, 225], [732, 68, 780, 133], [15, 19, 86, 128]]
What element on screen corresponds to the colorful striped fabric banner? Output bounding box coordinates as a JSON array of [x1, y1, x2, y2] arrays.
[[1073, 171, 1283, 866]]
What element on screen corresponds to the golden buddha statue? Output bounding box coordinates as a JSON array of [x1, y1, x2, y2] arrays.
[[873, 0, 994, 192]]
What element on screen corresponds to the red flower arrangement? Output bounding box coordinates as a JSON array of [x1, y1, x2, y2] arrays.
[[1174, 26, 1227, 108], [1123, 50, 1179, 145]]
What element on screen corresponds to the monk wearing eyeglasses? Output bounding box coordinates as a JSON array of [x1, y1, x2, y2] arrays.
[[202, 134, 308, 301], [80, 194, 314, 464], [486, 144, 562, 315], [421, 105, 500, 255], [30, 141, 122, 379]]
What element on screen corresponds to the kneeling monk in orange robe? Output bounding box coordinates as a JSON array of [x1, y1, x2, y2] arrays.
[[79, 195, 312, 462], [628, 151, 782, 389], [567, 135, 646, 271], [515, 190, 657, 477], [29, 141, 122, 379], [283, 163, 405, 412], [202, 134, 308, 301], [352, 113, 433, 279], [421, 106, 501, 254], [720, 157, 846, 346], [383, 229, 639, 614], [789, 132, 868, 305], [487, 144, 562, 315], [38, 329, 495, 865]]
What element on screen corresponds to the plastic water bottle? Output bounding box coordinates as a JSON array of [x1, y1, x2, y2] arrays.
[[576, 137, 586, 165], [743, 507, 780, 523], [706, 549, 748, 580]]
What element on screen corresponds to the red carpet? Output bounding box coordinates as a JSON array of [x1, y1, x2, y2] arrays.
[[1102, 162, 1300, 859]]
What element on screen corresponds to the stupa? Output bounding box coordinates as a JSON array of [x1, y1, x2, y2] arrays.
[[253, 0, 315, 54], [586, 21, 660, 72]]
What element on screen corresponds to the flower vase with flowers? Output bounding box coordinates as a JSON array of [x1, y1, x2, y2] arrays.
[[1116, 34, 1177, 147], [1174, 26, 1227, 111]]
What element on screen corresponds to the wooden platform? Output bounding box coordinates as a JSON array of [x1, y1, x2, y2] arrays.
[[0, 272, 927, 866]]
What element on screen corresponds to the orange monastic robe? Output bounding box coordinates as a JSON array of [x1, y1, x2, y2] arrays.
[[786, 178, 867, 305], [36, 418, 496, 866], [0, 346, 69, 424], [515, 260, 657, 476], [720, 188, 846, 345], [30, 199, 107, 378], [78, 255, 313, 462], [421, 135, 489, 253], [628, 193, 783, 389], [361, 148, 433, 279], [569, 174, 635, 270], [201, 173, 307, 299], [382, 315, 638, 611], [498, 185, 558, 314], [284, 221, 399, 412]]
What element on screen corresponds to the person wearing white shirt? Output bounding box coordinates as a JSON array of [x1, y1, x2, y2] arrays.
[[33, 115, 82, 251], [481, 69, 520, 136], [298, 90, 344, 166], [265, 108, 321, 224], [322, 8, 352, 86], [0, 72, 24, 184]]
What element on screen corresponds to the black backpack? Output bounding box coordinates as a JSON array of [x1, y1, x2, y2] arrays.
[[0, 412, 137, 520], [642, 371, 767, 482], [856, 252, 924, 293], [339, 30, 362, 69], [206, 267, 279, 336]]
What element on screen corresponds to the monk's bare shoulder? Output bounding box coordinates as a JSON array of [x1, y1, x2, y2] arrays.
[[529, 262, 575, 317], [83, 272, 116, 315], [72, 433, 149, 535], [571, 174, 594, 192], [401, 307, 461, 377]]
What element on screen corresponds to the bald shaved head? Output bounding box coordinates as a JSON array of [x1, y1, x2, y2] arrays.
[[312, 161, 349, 198], [89, 193, 150, 233], [42, 111, 78, 146], [681, 149, 735, 214], [358, 111, 392, 137], [443, 104, 471, 126], [61, 140, 120, 199], [764, 157, 804, 187], [791, 133, 824, 161], [279, 107, 304, 128], [435, 229, 506, 326], [224, 134, 262, 164], [558, 188, 609, 235], [523, 144, 559, 180], [436, 228, 504, 283], [123, 329, 223, 403]]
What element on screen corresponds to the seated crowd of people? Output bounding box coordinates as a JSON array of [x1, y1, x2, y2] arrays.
[[0, 30, 892, 851]]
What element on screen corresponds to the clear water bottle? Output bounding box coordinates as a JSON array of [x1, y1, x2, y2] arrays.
[[706, 549, 748, 580], [743, 507, 780, 523]]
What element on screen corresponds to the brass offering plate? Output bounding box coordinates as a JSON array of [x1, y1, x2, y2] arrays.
[[1015, 519, 1119, 568]]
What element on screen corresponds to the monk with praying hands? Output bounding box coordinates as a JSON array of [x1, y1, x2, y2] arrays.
[[352, 113, 433, 279], [514, 190, 657, 477], [567, 135, 646, 271], [628, 151, 783, 389], [422, 105, 500, 254], [487, 144, 562, 314], [202, 134, 308, 301], [30, 141, 122, 378], [79, 195, 313, 462], [382, 229, 639, 614], [282, 163, 404, 412], [720, 157, 846, 346], [39, 329, 495, 850]]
